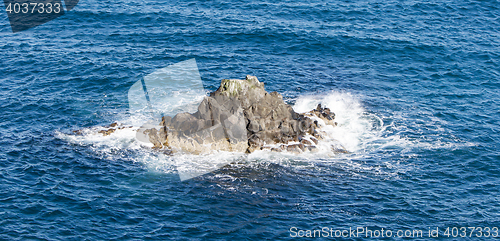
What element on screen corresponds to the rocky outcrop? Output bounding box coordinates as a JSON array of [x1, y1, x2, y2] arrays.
[[141, 75, 339, 154]]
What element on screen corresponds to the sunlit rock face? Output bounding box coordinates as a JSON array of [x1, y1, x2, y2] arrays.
[[142, 75, 338, 154]]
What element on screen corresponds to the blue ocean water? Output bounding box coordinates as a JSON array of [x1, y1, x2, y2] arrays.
[[1, 0, 499, 239]]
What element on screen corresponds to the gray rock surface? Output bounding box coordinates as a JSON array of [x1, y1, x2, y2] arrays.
[[141, 75, 339, 154]]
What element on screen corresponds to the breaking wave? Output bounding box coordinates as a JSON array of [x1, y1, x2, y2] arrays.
[[56, 90, 414, 180]]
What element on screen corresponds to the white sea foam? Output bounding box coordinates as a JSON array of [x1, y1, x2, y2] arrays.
[[293, 91, 395, 153], [55, 90, 423, 180]]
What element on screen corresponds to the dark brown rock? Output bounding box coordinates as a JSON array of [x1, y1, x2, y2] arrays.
[[300, 138, 312, 145], [98, 129, 116, 136], [307, 104, 337, 126]]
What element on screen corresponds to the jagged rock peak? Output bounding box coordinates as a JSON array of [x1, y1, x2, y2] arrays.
[[212, 75, 265, 97]]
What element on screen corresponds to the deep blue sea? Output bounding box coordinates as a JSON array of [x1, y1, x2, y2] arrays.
[[1, 0, 500, 240]]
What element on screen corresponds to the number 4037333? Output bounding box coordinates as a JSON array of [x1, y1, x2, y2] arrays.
[[5, 2, 61, 14], [443, 227, 498, 238]]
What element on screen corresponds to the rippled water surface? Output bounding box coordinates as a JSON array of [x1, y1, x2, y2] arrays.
[[1, 0, 499, 240]]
